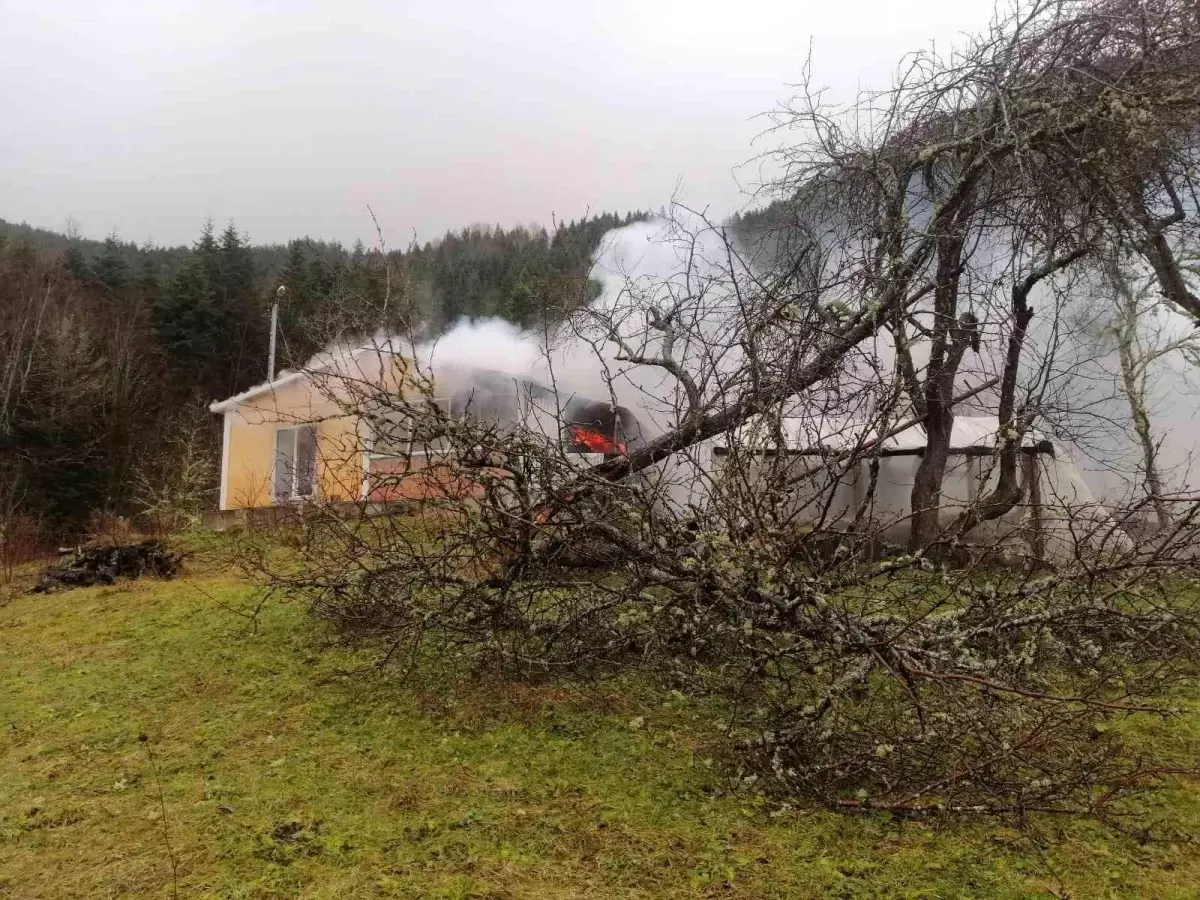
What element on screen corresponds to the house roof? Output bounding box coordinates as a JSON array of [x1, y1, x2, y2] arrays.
[[209, 369, 309, 414], [209, 345, 401, 414]]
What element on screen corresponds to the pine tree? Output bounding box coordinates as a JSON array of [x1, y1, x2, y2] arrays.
[[94, 235, 130, 295], [154, 221, 266, 400], [277, 239, 340, 364], [62, 244, 90, 280], [136, 247, 161, 306], [217, 223, 256, 311]]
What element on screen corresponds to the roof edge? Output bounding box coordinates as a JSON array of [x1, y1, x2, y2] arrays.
[[209, 369, 310, 413], [208, 345, 401, 414]]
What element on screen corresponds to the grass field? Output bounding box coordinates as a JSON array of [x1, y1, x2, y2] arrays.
[[3, 551, 1200, 898]]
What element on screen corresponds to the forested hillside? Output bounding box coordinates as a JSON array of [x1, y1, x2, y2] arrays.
[[0, 211, 645, 542]]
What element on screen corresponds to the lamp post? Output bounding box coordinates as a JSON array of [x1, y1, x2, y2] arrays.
[[268, 284, 285, 381]]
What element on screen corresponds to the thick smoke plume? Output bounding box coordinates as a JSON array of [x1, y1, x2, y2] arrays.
[[413, 213, 741, 438], [230, 210, 1200, 505]]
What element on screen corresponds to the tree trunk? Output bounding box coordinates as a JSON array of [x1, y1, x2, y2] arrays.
[[1112, 266, 1173, 533], [1118, 337, 1172, 531], [910, 410, 954, 550], [908, 227, 972, 553], [943, 248, 1088, 539]]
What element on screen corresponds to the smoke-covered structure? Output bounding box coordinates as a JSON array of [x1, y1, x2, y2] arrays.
[[235, 0, 1200, 821]]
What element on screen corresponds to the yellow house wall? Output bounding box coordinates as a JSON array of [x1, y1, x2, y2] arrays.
[[219, 354, 416, 510], [223, 408, 277, 509], [217, 354, 428, 510]]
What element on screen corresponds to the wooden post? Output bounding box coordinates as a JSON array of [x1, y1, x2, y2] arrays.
[[1022, 451, 1045, 563], [852, 458, 864, 525]]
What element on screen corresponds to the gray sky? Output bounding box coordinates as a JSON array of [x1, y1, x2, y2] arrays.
[[1, 0, 996, 248]]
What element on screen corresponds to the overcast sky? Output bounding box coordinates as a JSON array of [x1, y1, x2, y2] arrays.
[[1, 0, 997, 248]]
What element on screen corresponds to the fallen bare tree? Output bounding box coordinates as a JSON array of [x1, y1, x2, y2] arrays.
[[234, 0, 1200, 819]]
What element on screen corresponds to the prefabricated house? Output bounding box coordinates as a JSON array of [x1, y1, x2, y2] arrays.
[[208, 348, 640, 513], [210, 348, 392, 511]]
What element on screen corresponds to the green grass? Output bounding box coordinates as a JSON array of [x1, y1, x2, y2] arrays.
[[2, 558, 1200, 898]]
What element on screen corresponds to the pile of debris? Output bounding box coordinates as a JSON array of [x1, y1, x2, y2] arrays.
[[31, 540, 183, 594]]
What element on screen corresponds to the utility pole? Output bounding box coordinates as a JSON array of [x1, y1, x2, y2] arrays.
[[268, 285, 285, 381]]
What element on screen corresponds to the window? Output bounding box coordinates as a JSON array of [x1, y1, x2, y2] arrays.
[[369, 398, 456, 458], [453, 384, 522, 428], [274, 425, 317, 501], [370, 409, 413, 458]]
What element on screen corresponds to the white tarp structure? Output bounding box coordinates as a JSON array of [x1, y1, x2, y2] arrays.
[[704, 415, 1127, 561]]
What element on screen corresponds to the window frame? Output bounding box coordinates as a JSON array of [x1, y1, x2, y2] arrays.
[[367, 397, 457, 459], [274, 424, 318, 502]]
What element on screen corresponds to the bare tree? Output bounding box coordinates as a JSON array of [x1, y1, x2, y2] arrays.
[[1091, 255, 1200, 532], [237, 0, 1200, 818]]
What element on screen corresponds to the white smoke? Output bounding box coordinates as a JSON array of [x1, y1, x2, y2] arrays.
[[420, 317, 547, 381], [213, 216, 707, 423], [405, 213, 741, 437], [1034, 275, 1200, 500], [220, 208, 1200, 507]]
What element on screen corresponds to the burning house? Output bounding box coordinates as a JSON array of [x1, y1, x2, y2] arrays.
[[208, 346, 642, 512]]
